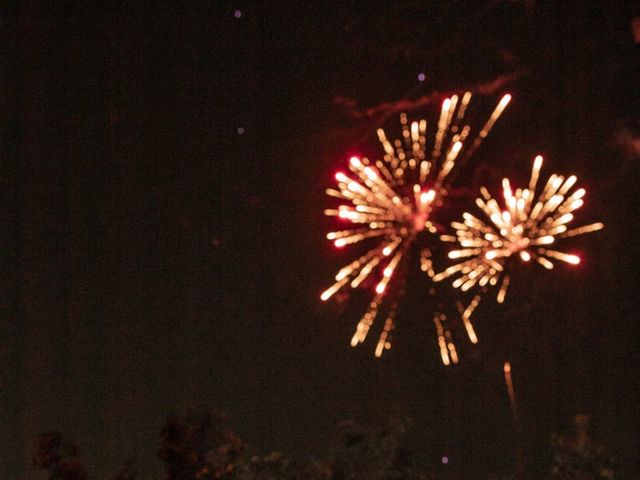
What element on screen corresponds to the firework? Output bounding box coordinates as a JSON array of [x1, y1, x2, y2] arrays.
[[321, 93, 511, 357], [436, 155, 604, 328]]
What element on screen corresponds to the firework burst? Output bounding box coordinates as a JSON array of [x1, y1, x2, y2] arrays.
[[321, 93, 511, 357], [436, 155, 604, 332]]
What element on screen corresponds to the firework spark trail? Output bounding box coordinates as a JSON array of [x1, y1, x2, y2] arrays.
[[321, 93, 511, 359], [433, 312, 459, 366], [436, 155, 604, 327]]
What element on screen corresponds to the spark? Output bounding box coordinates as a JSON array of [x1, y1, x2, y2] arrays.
[[433, 312, 459, 366], [436, 155, 603, 319], [457, 295, 480, 344], [321, 94, 511, 356]]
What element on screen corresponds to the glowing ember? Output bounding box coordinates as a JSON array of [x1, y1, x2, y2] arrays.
[[321, 93, 511, 358], [436, 155, 604, 324]]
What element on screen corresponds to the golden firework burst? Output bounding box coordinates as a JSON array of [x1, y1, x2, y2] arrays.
[[436, 155, 604, 334]]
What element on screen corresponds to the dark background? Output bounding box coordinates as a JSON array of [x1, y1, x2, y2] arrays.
[[1, 1, 639, 479]]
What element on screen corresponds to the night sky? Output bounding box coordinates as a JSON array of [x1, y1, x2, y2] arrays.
[[1, 2, 639, 479]]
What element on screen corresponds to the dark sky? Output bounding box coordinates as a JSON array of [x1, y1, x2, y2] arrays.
[[1, 1, 639, 479]]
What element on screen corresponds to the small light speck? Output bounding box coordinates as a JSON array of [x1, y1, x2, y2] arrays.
[[441, 456, 449, 465], [237, 127, 245, 135], [418, 72, 426, 82], [234, 9, 242, 19]]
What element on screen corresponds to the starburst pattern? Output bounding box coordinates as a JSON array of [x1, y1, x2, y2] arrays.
[[321, 93, 511, 357], [436, 155, 604, 330]]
